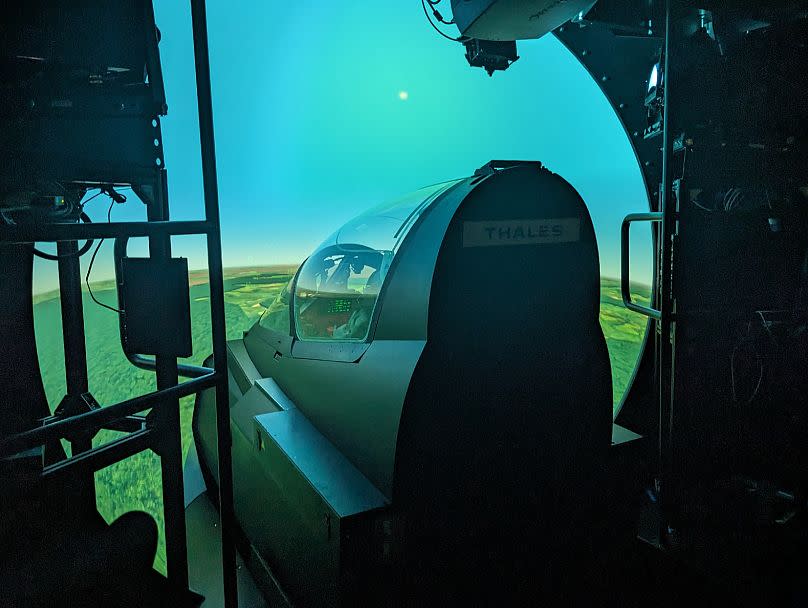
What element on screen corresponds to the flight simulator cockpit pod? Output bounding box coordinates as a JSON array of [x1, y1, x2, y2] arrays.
[[194, 160, 612, 605]]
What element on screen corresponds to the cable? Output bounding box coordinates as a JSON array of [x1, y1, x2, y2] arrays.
[[426, 0, 452, 20], [80, 190, 105, 209], [31, 186, 126, 261], [86, 200, 123, 314], [421, 0, 466, 41], [730, 316, 765, 406], [727, 189, 740, 210], [755, 310, 776, 341], [722, 189, 732, 210], [428, 0, 454, 24], [32, 212, 94, 261], [723, 188, 745, 211], [690, 185, 714, 212], [730, 338, 763, 405], [683, 147, 716, 211], [691, 199, 715, 212]]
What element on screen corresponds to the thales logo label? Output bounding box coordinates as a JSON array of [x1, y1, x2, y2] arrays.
[[462, 218, 580, 248]]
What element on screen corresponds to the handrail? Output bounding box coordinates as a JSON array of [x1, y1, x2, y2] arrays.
[[128, 353, 213, 378], [621, 212, 663, 320]]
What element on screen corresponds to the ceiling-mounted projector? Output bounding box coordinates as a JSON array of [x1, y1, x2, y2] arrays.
[[451, 0, 597, 41]]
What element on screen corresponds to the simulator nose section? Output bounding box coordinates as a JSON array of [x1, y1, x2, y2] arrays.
[[196, 163, 615, 604]]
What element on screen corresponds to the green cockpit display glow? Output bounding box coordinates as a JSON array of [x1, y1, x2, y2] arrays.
[[328, 298, 353, 314]]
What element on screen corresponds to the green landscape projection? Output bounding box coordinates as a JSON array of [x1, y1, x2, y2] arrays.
[[33, 269, 650, 573]]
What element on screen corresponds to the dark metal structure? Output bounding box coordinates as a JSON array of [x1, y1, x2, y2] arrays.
[[0, 1, 238, 606], [555, 2, 808, 603]]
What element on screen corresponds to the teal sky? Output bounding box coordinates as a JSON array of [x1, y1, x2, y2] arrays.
[[33, 1, 652, 293]]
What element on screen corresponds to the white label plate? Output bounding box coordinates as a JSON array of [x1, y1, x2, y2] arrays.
[[462, 218, 581, 248]]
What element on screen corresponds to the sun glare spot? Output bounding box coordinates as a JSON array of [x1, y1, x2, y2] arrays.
[[398, 90, 409, 101]]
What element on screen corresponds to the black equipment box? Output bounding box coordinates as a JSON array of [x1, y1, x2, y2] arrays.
[[120, 257, 193, 358]]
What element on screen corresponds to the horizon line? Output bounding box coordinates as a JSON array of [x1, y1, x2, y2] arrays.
[[33, 264, 652, 297]]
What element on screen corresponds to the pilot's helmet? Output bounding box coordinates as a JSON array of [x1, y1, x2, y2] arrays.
[[364, 269, 382, 295]]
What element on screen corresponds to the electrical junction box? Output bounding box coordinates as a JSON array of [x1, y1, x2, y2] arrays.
[[451, 0, 596, 41]]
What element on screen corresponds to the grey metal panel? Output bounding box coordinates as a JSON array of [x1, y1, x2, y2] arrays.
[[254, 409, 389, 518], [231, 386, 283, 442], [451, 0, 595, 41], [254, 378, 296, 411], [290, 339, 369, 362], [245, 433, 339, 608], [199, 367, 389, 605], [240, 405, 387, 606], [244, 335, 426, 498], [225, 382, 337, 606], [196, 364, 242, 488], [227, 338, 262, 393]]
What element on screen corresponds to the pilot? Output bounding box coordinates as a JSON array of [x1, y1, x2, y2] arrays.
[[332, 266, 381, 340]]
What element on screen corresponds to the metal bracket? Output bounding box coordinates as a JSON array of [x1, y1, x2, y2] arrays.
[[54, 392, 101, 445], [52, 392, 148, 445]]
